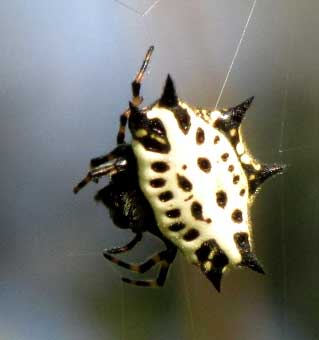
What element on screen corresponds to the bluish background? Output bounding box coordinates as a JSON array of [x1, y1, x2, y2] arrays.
[[1, 1, 318, 339]]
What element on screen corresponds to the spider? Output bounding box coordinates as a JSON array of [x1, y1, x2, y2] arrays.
[[73, 46, 283, 291]]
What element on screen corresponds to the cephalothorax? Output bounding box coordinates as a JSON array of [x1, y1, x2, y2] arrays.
[[74, 46, 283, 291]]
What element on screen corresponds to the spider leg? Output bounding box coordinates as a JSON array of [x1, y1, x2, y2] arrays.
[[104, 245, 177, 287], [103, 249, 168, 273], [73, 157, 127, 193], [116, 46, 154, 145], [90, 153, 114, 168], [90, 143, 132, 168], [105, 232, 142, 254], [116, 109, 130, 145], [121, 246, 177, 287], [131, 45, 154, 106], [122, 262, 169, 287]]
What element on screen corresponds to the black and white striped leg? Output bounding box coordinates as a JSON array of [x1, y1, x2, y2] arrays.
[[73, 157, 127, 193], [116, 46, 154, 145], [122, 259, 173, 287], [104, 245, 177, 287], [103, 249, 167, 273], [131, 45, 154, 106], [116, 109, 130, 145], [90, 153, 114, 168], [105, 232, 142, 255]]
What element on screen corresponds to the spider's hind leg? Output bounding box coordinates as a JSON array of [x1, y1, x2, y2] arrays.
[[104, 244, 177, 288], [117, 46, 154, 144], [105, 232, 142, 255], [121, 260, 173, 287], [122, 246, 177, 287]]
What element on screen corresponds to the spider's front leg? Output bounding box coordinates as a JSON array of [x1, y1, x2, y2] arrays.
[[73, 156, 127, 194], [117, 46, 154, 145]]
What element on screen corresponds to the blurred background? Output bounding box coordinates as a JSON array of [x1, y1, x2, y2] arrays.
[[1, 0, 318, 339]]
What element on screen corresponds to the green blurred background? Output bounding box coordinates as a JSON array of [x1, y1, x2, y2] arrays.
[[0, 0, 318, 339]]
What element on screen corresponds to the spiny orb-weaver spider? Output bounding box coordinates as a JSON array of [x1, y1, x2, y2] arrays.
[[74, 46, 284, 292]]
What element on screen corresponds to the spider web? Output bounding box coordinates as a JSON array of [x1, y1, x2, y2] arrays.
[[112, 0, 161, 16]]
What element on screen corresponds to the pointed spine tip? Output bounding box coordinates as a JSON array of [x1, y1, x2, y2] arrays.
[[246, 260, 265, 275], [241, 254, 265, 275], [247, 96, 255, 105], [219, 95, 255, 130], [212, 275, 222, 293], [260, 164, 285, 182], [239, 96, 254, 110], [231, 96, 255, 121], [158, 74, 178, 108], [248, 163, 286, 194], [234, 232, 265, 275], [208, 270, 222, 292]]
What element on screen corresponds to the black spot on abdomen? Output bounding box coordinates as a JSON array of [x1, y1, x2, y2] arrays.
[[177, 174, 193, 192], [216, 190, 227, 208], [169, 222, 185, 231], [196, 127, 205, 144], [232, 209, 243, 223], [166, 209, 181, 218], [221, 153, 229, 162], [191, 201, 204, 220], [183, 228, 200, 241], [172, 106, 191, 135], [214, 136, 220, 144], [158, 191, 173, 202], [197, 157, 211, 173], [151, 161, 169, 173], [233, 175, 240, 184], [150, 178, 166, 188], [190, 201, 211, 223]]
